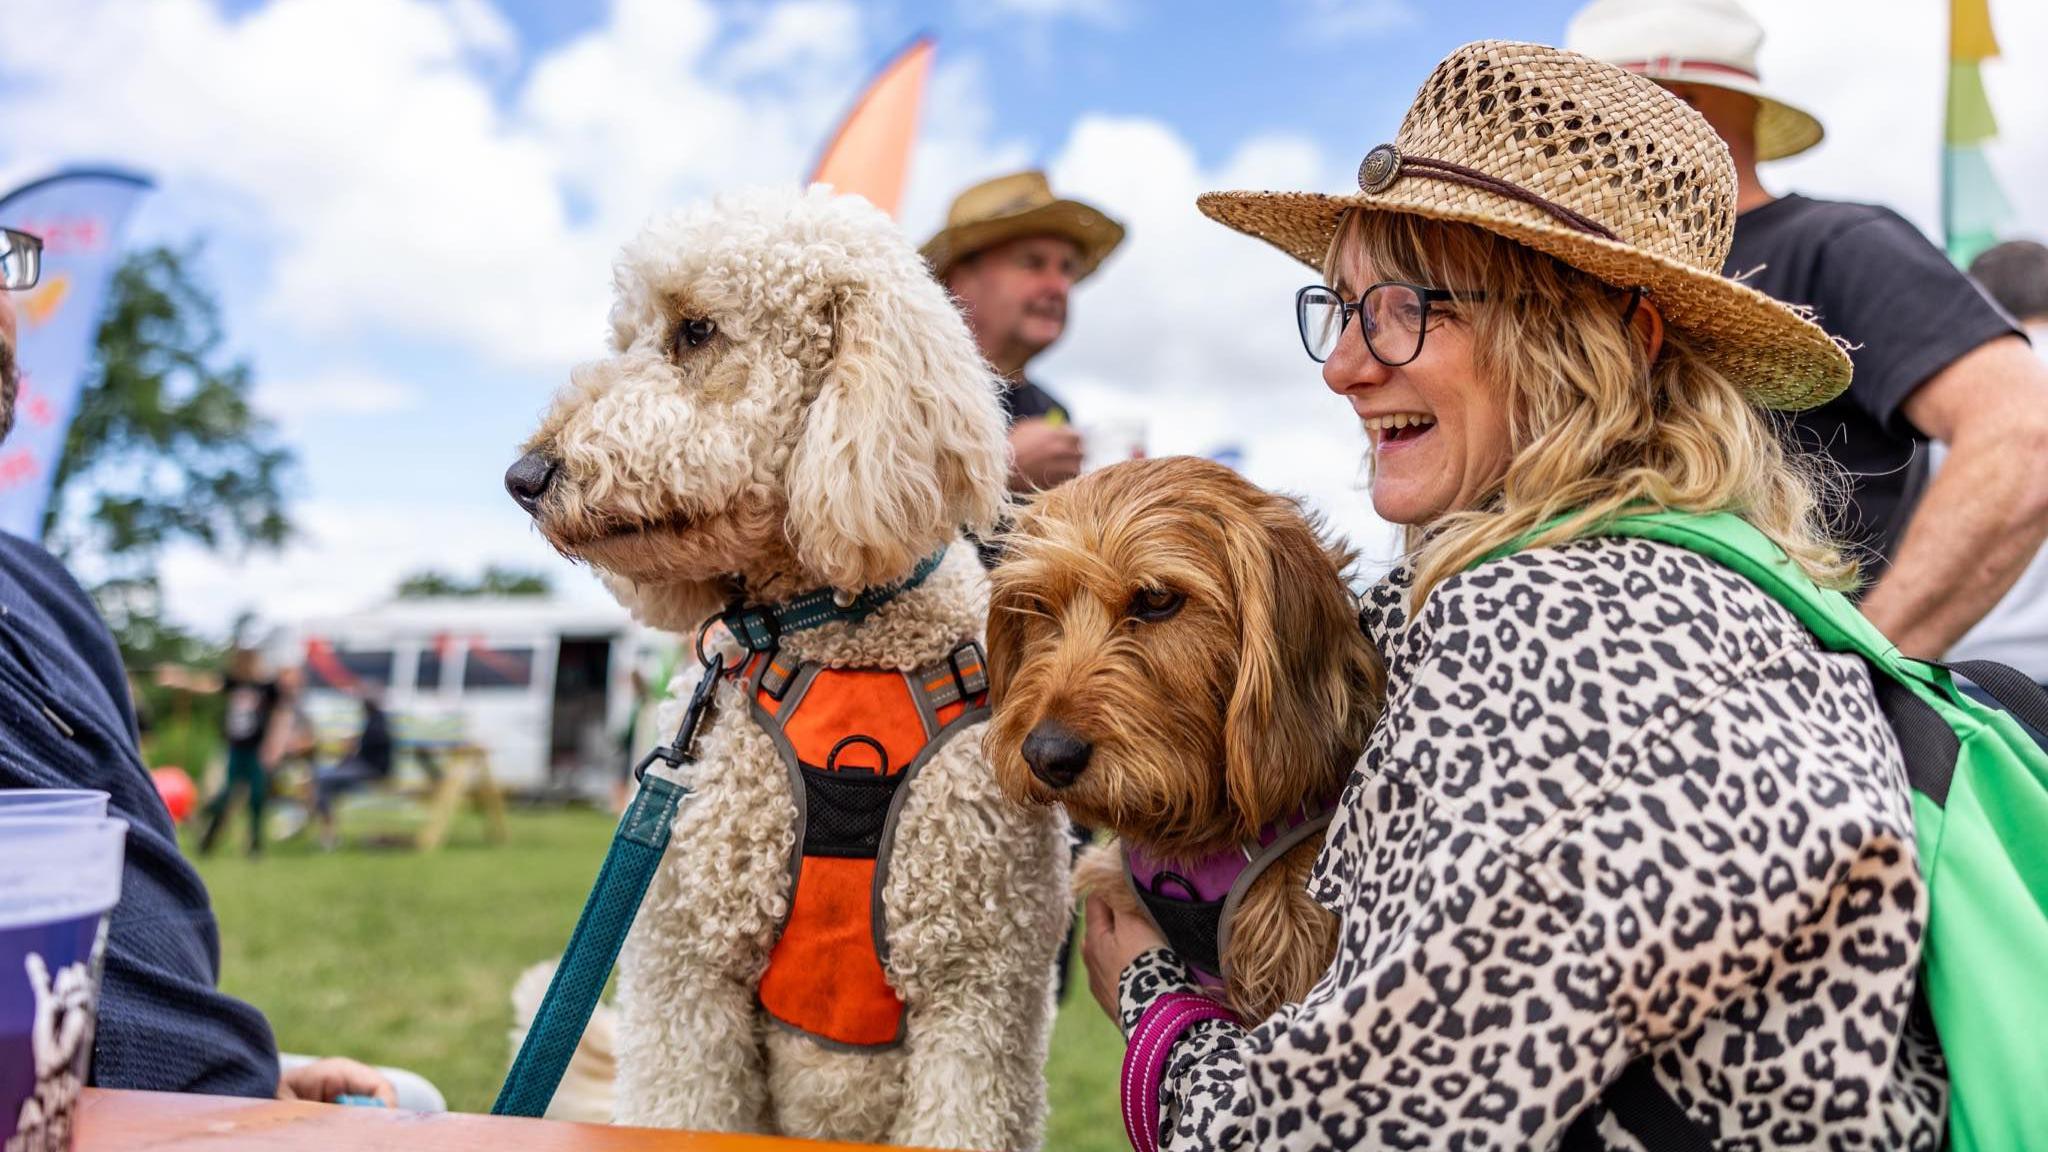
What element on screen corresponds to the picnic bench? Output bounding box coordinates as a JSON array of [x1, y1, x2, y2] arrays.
[[401, 737, 511, 852], [76, 1089, 901, 1150], [286, 717, 511, 852]]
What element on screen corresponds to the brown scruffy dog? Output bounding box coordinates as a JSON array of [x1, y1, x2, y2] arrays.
[[984, 456, 1381, 1019]]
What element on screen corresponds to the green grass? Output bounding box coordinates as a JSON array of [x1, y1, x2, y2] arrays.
[[191, 804, 1126, 1148]]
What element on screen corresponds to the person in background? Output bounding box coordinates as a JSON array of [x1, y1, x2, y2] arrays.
[[0, 227, 391, 1104], [311, 683, 394, 850], [925, 172, 1127, 996], [192, 649, 284, 857], [1942, 240, 2048, 719], [923, 170, 1125, 513], [1570, 0, 2048, 660]]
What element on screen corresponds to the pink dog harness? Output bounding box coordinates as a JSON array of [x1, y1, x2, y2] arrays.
[[1123, 798, 1337, 990], [1118, 801, 1331, 1152]]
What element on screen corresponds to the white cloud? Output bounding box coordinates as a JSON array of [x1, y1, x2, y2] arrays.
[[444, 0, 521, 74], [720, 0, 868, 79], [1287, 0, 1418, 44], [0, 0, 877, 374], [256, 369, 422, 425], [1030, 114, 1400, 570]]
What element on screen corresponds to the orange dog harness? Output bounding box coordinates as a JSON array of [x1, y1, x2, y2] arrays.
[[732, 640, 989, 1049]]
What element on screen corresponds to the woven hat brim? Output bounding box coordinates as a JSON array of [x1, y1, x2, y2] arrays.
[[1633, 71, 1824, 162], [1754, 96, 1824, 162], [1196, 187, 1850, 411], [921, 200, 1126, 283]]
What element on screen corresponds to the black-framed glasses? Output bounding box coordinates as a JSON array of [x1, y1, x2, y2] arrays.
[[2, 228, 42, 291], [1295, 281, 1484, 366]]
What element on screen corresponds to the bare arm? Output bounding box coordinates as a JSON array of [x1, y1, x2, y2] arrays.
[[258, 700, 301, 769], [154, 664, 224, 694], [1861, 336, 2048, 657]]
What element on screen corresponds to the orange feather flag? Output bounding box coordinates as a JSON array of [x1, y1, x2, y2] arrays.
[[808, 36, 934, 219]]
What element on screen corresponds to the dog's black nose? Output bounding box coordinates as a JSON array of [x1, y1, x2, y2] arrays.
[[1022, 720, 1093, 789], [504, 451, 558, 516]]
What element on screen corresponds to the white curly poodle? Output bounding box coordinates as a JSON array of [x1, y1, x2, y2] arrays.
[[507, 186, 1071, 1148]]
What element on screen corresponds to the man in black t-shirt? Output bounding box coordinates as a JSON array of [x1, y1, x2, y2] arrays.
[[925, 174, 1128, 992], [1572, 0, 2048, 659], [924, 171, 1126, 506]]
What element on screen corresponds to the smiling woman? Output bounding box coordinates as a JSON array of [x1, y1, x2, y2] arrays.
[[1319, 207, 1848, 606], [1091, 39, 1951, 1152]]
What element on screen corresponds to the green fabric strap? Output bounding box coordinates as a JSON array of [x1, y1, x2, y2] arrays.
[[491, 771, 687, 1117]]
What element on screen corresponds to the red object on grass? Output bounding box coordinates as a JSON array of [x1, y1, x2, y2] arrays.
[[151, 766, 196, 823]]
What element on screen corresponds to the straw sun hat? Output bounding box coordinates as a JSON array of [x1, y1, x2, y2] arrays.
[[1198, 39, 1850, 410], [921, 170, 1125, 284]]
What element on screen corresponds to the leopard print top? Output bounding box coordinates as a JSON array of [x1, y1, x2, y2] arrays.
[[1116, 537, 1948, 1150]]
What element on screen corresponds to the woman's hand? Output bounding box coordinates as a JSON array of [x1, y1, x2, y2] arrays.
[[278, 1057, 398, 1107], [1082, 892, 1168, 1020]]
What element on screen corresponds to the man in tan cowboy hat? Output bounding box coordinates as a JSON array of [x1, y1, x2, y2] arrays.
[[1570, 0, 2048, 661], [924, 170, 1124, 497]]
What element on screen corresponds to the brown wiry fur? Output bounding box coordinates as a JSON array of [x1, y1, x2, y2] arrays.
[[984, 456, 1382, 1019]]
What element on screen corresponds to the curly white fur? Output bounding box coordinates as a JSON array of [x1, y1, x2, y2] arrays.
[[516, 186, 1068, 1148]]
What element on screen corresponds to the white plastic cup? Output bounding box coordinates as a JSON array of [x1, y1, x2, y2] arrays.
[[0, 816, 128, 1152], [1080, 418, 1148, 473], [0, 791, 110, 820]]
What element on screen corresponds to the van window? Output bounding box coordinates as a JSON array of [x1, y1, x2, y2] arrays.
[[463, 644, 535, 690], [306, 644, 396, 692], [417, 647, 446, 693]]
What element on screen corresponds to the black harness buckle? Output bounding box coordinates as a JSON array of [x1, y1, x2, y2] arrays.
[[634, 653, 727, 782]]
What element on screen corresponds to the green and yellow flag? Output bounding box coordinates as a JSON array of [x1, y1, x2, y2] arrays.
[[1943, 0, 2009, 266]]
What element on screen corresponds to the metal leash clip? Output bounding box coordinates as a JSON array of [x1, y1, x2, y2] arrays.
[[632, 653, 727, 783]]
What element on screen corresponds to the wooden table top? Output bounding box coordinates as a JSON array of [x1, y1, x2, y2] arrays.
[[77, 1089, 899, 1151]]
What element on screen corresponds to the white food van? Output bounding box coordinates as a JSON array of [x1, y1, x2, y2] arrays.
[[272, 596, 678, 793]]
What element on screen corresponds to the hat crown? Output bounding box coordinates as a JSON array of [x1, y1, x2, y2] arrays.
[[946, 171, 1057, 229], [1389, 39, 1736, 274], [1565, 0, 1766, 75]]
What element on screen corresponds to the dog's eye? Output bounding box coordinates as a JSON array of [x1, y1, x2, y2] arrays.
[[673, 318, 717, 355], [1128, 587, 1184, 623]]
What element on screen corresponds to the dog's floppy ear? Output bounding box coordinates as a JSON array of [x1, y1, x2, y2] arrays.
[[784, 281, 1009, 592], [1221, 497, 1376, 831], [984, 560, 1028, 710]]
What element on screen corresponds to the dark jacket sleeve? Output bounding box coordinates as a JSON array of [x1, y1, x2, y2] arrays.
[[0, 533, 279, 1097]]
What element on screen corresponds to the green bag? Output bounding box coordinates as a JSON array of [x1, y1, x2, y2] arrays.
[[1528, 510, 2048, 1151]]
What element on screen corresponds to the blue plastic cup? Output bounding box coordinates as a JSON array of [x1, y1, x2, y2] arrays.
[[0, 816, 127, 1152], [0, 791, 109, 821]]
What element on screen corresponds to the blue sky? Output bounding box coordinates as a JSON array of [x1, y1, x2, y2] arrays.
[[2, 0, 2044, 632]]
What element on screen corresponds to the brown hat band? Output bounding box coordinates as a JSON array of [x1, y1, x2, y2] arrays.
[[1356, 144, 1619, 242]]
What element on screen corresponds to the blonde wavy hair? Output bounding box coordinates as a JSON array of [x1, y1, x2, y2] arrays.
[[1326, 210, 1855, 609]]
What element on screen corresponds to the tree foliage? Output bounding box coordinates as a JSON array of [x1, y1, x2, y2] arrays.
[[41, 243, 295, 665], [44, 243, 294, 573], [396, 564, 553, 599]]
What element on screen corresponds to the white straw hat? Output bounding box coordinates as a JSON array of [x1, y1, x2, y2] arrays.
[[1566, 0, 1824, 162], [1197, 40, 1850, 410]]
